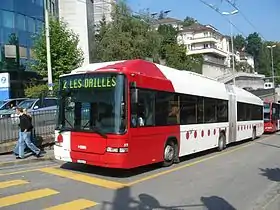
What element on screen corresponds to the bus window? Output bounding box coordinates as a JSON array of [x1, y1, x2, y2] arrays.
[[131, 89, 155, 127]]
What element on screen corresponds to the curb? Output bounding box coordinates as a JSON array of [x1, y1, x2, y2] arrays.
[[0, 154, 55, 168]]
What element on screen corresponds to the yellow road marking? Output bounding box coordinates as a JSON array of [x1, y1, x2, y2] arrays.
[[0, 168, 42, 177], [0, 135, 275, 188], [44, 199, 98, 210], [126, 135, 274, 186], [0, 188, 59, 208], [0, 179, 29, 189], [0, 164, 60, 177], [39, 167, 126, 189]]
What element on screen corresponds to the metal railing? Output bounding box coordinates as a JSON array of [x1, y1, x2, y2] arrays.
[[0, 109, 57, 143]]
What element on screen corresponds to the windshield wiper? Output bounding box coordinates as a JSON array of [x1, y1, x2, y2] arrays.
[[63, 117, 73, 128], [91, 126, 108, 138], [82, 120, 107, 138]]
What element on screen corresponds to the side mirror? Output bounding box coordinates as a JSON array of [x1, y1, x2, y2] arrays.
[[131, 88, 138, 104], [33, 106, 39, 110]]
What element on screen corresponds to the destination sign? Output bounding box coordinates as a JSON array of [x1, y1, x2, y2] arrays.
[[61, 76, 117, 89]]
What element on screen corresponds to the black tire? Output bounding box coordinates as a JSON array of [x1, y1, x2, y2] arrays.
[[218, 133, 226, 151], [252, 127, 257, 140], [162, 140, 176, 167]]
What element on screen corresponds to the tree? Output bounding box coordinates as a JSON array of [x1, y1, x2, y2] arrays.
[[246, 32, 262, 70], [92, 1, 203, 73], [157, 24, 178, 59], [233, 34, 246, 52], [158, 11, 165, 19], [165, 43, 202, 73], [30, 17, 84, 82], [182, 16, 196, 27], [92, 1, 162, 62]]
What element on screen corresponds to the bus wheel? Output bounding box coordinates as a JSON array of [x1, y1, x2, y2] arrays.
[[252, 127, 257, 140], [218, 133, 226, 151], [162, 140, 176, 167]]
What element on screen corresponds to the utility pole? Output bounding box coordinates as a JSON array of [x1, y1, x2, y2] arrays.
[[222, 10, 239, 86], [44, 0, 53, 93], [267, 44, 277, 102]]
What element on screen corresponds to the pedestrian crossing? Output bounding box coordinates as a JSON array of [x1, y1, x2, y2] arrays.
[[0, 179, 98, 209]]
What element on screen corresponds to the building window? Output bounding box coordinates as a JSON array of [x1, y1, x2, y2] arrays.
[[37, 0, 43, 6], [36, 20, 43, 32], [17, 14, 26, 31], [27, 17, 36, 33], [51, 1, 56, 15], [3, 11, 15, 28]]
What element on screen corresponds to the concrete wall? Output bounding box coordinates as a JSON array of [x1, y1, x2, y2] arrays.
[[202, 63, 230, 78], [234, 77, 265, 90]]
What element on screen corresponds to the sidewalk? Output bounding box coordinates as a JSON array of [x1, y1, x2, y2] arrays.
[[0, 149, 55, 167]]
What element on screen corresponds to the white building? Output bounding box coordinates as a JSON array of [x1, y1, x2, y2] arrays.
[[58, 0, 94, 66], [58, 0, 116, 65], [178, 23, 231, 67], [235, 51, 255, 69], [93, 0, 115, 29]]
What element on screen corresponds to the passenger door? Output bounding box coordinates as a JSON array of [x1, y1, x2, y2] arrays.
[[226, 85, 237, 143]]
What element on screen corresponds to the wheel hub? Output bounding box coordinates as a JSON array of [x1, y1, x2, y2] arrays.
[[164, 145, 174, 161]]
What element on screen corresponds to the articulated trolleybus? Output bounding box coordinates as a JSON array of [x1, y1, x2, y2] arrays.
[[54, 59, 264, 169]]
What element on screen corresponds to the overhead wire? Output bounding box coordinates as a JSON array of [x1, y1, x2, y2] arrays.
[[224, 0, 267, 41], [198, 0, 247, 37]]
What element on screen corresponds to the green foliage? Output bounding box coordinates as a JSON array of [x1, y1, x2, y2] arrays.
[[232, 32, 280, 84], [92, 1, 203, 73], [30, 17, 84, 82], [233, 34, 246, 51], [165, 44, 203, 73], [182, 16, 197, 27], [24, 82, 60, 98], [24, 84, 49, 98], [92, 1, 162, 62]]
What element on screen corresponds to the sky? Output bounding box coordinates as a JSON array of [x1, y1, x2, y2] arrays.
[[127, 0, 279, 41]]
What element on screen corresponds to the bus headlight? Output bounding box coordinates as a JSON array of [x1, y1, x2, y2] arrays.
[[106, 147, 128, 153]]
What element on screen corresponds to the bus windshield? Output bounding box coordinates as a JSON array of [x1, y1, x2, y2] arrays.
[[264, 112, 270, 122], [57, 73, 126, 135]]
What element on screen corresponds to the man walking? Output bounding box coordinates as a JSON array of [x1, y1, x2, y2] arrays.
[[16, 107, 42, 159]]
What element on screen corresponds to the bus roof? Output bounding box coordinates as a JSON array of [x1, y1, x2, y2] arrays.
[[62, 59, 263, 106]]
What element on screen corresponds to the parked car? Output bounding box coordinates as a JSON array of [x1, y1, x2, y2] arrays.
[[8, 98, 58, 125], [0, 98, 28, 118]]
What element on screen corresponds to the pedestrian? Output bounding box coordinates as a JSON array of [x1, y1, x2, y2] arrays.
[[23, 108, 36, 144], [16, 107, 42, 159], [13, 109, 31, 156]]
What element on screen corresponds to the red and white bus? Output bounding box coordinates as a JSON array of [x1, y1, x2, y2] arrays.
[[263, 101, 280, 133], [54, 59, 264, 169]]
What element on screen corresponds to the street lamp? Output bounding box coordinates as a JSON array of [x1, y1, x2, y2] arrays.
[[44, 0, 53, 93], [267, 44, 277, 102], [222, 9, 239, 86]]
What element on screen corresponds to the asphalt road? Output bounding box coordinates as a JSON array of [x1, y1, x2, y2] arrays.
[[1, 133, 280, 209]]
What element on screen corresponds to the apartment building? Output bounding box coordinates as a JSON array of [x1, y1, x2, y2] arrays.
[[178, 23, 231, 68], [93, 0, 115, 28]]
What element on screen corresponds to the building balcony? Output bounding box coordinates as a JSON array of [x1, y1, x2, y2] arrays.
[[189, 36, 219, 43], [187, 46, 228, 57]]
